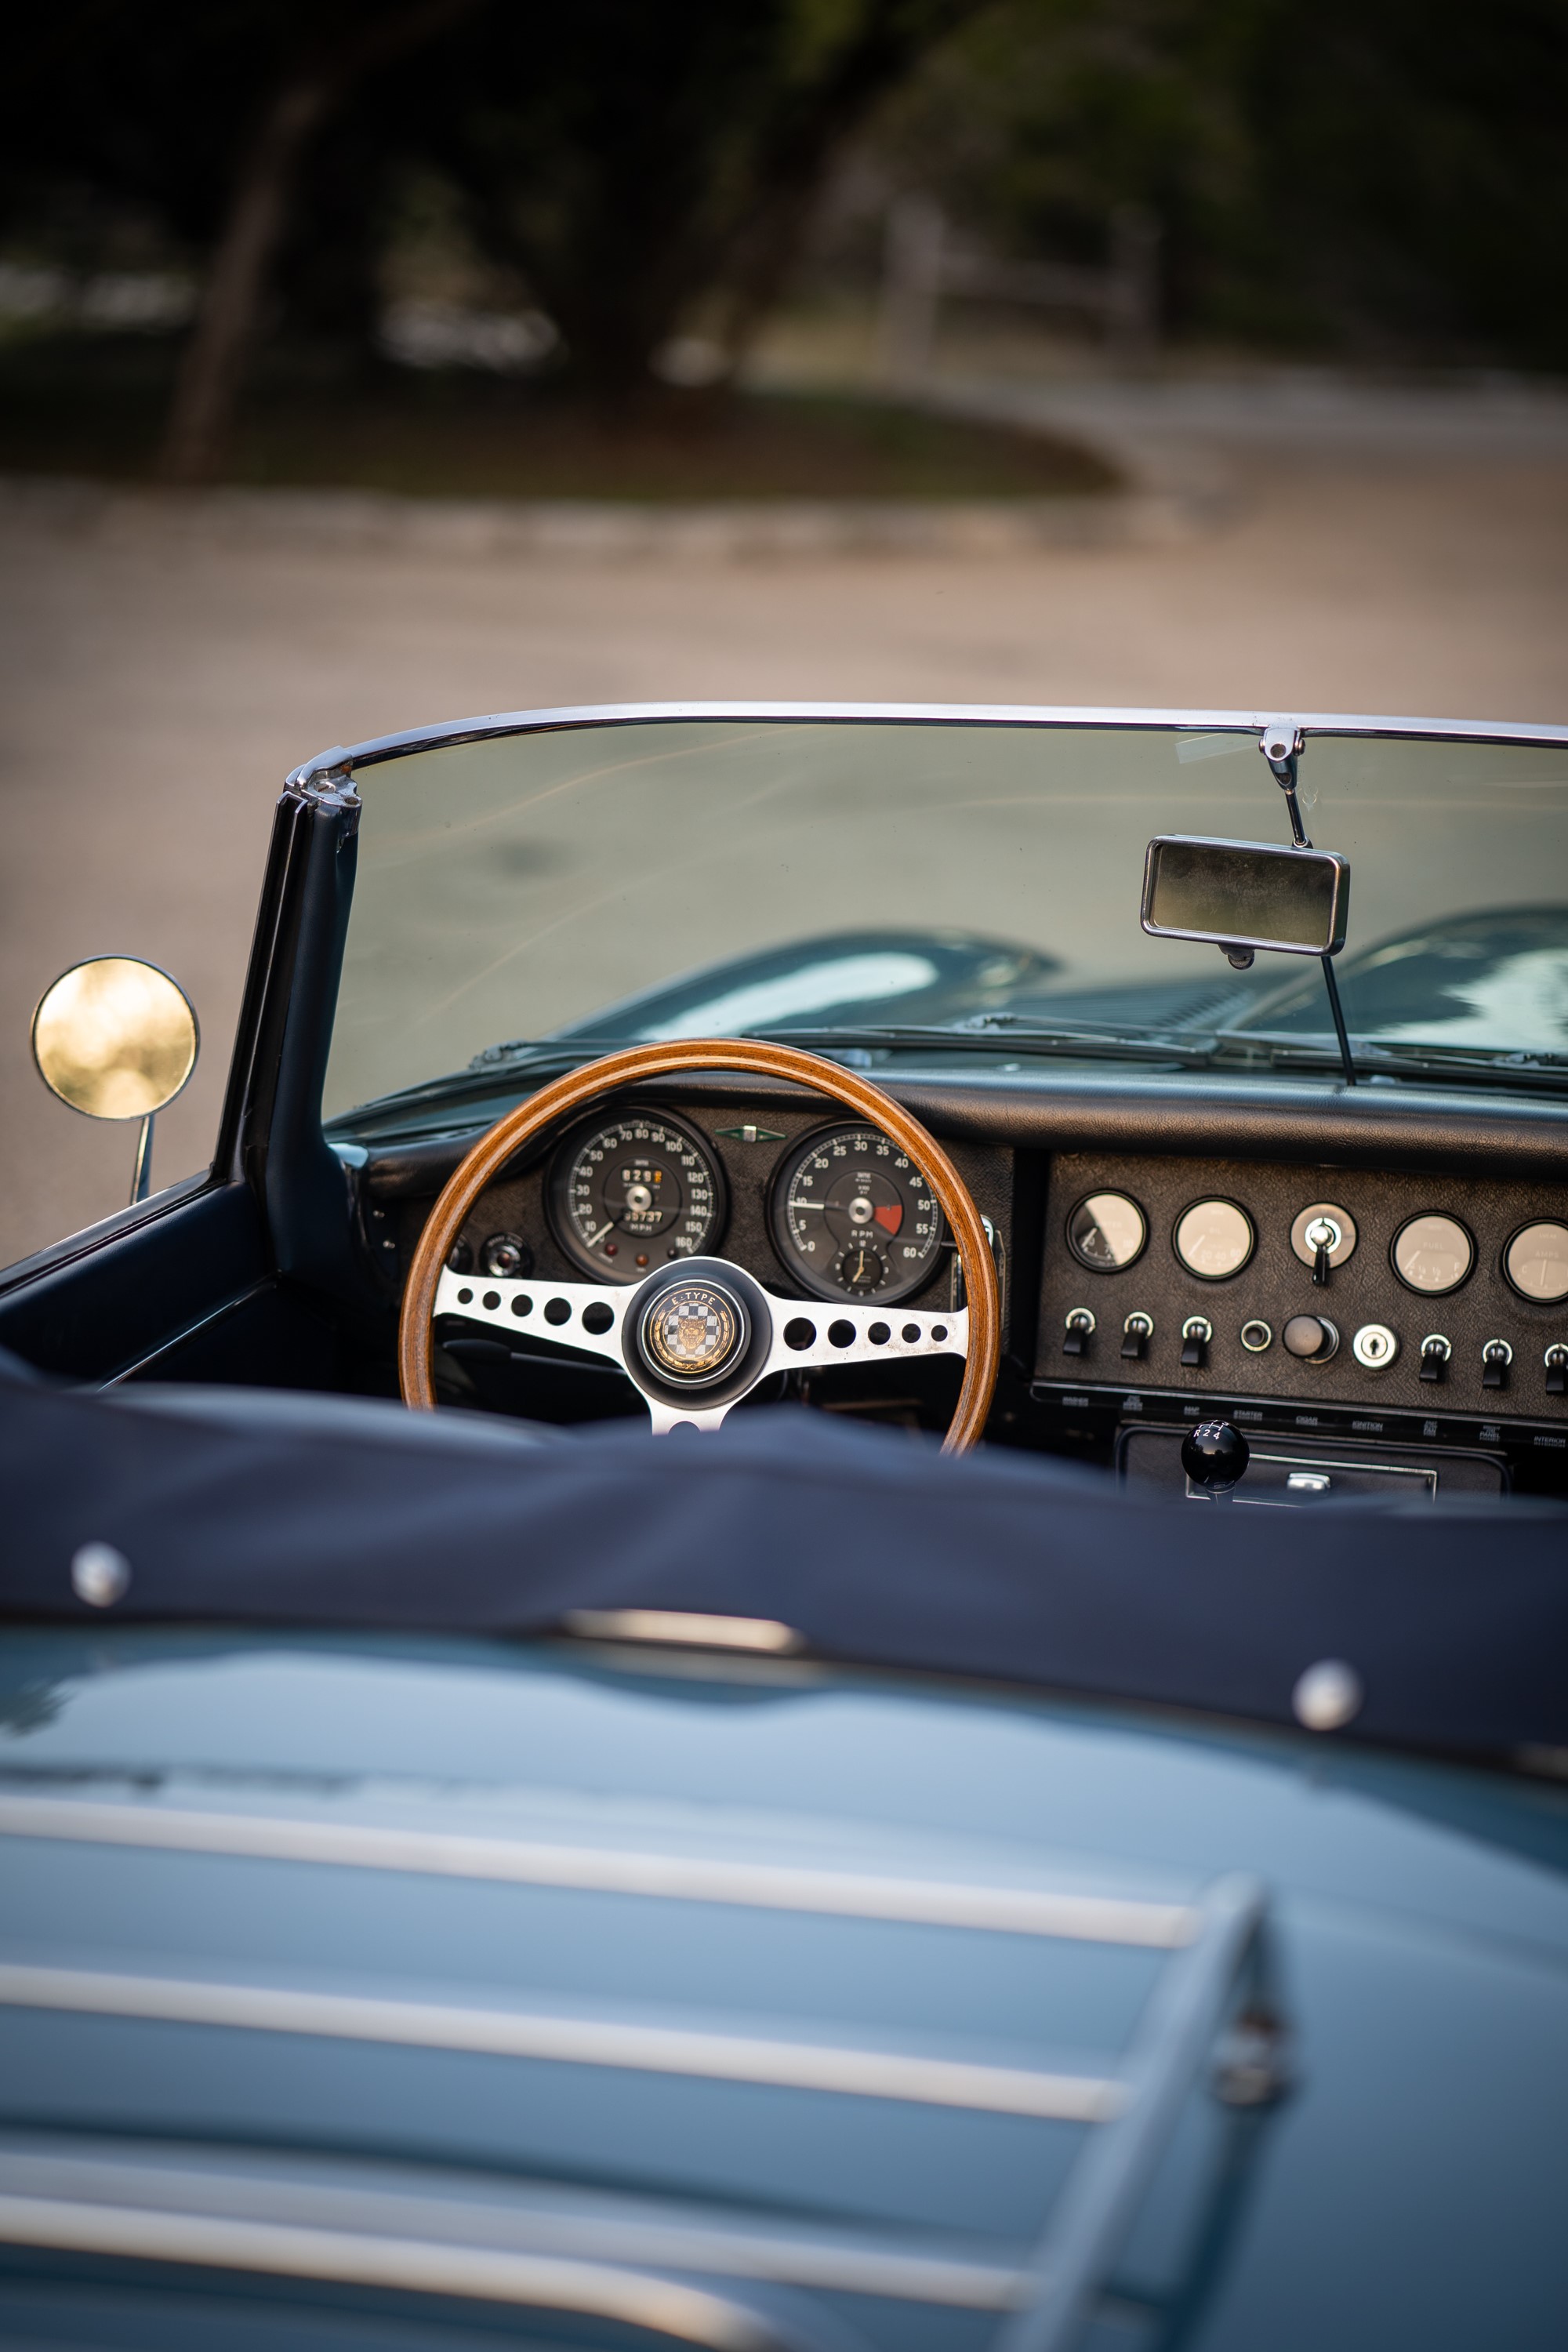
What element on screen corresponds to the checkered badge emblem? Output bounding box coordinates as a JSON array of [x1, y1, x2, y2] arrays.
[[646, 1283, 739, 1379]]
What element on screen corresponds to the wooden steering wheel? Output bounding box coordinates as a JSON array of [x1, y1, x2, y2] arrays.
[[398, 1040, 1000, 1452]]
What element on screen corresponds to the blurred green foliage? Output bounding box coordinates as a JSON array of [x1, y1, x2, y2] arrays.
[[387, 0, 986, 397], [877, 0, 1568, 363], [2, 0, 1563, 407]]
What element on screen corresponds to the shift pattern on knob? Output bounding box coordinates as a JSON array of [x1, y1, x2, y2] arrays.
[[1181, 1419, 1250, 1496]]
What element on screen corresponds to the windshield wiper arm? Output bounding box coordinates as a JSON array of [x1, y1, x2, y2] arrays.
[[746, 1024, 1221, 1066], [1213, 1033, 1568, 1091]]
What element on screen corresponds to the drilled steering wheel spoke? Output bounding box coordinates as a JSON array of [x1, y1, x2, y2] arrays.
[[763, 1298, 968, 1381], [405, 1039, 999, 1450], [639, 1292, 966, 1436], [434, 1267, 630, 1367]]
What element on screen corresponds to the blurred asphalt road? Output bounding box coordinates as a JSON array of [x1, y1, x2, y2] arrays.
[[2, 378, 1566, 1270]]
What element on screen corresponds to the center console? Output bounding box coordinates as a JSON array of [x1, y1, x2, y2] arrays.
[[1031, 1150, 1568, 1501]]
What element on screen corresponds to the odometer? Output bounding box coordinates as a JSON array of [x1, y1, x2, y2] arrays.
[[548, 1109, 725, 1282], [770, 1123, 944, 1304]]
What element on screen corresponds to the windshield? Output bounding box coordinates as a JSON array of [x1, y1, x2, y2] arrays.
[[323, 716, 1568, 1124]]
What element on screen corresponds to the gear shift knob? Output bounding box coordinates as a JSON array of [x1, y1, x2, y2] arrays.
[[1181, 1419, 1250, 1498]]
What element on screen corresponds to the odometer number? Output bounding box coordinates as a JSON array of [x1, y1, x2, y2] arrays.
[[770, 1123, 944, 1304], [549, 1109, 726, 1283]]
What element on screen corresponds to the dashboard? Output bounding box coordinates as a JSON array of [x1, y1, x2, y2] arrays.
[[383, 1074, 1568, 1500], [1034, 1149, 1568, 1503]]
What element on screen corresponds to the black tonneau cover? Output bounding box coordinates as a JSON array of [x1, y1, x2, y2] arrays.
[[2, 1363, 1564, 1764]]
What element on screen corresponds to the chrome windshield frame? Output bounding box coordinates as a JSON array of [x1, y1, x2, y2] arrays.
[[289, 702, 1568, 789]]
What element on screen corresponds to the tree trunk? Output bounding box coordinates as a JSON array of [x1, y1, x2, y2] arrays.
[[159, 0, 481, 486], [158, 77, 330, 485]]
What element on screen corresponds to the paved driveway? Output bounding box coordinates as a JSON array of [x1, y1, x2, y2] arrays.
[[2, 395, 1566, 1270]]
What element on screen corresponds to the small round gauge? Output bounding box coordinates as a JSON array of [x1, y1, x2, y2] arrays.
[[1503, 1221, 1568, 1303], [1066, 1192, 1147, 1272], [1173, 1199, 1255, 1281], [548, 1109, 726, 1282], [771, 1123, 944, 1303], [1391, 1213, 1474, 1296]]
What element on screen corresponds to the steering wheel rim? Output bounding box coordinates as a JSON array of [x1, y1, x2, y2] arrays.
[[397, 1040, 1000, 1452]]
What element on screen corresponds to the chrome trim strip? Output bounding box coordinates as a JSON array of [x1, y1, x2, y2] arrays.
[[0, 1794, 1195, 1947], [289, 700, 1568, 783], [96, 1278, 274, 1388], [0, 2143, 1025, 2311], [0, 2194, 792, 2351], [563, 1611, 806, 1653], [0, 1964, 1126, 2122]]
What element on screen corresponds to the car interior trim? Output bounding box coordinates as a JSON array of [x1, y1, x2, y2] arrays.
[[0, 1793, 1196, 1946], [0, 1171, 217, 1306], [93, 1276, 277, 1387], [0, 1963, 1127, 2123], [356, 1069, 1568, 1208]]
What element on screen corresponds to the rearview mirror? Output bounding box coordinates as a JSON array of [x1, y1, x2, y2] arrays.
[[31, 956, 199, 1203], [1140, 837, 1349, 960]]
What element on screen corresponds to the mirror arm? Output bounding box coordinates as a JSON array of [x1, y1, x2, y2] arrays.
[[130, 1113, 154, 1204], [1316, 956, 1356, 1089], [1259, 728, 1356, 1088], [1261, 735, 1312, 849]]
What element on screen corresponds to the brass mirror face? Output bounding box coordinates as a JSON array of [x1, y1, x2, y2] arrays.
[[1141, 835, 1349, 958], [31, 958, 198, 1122]]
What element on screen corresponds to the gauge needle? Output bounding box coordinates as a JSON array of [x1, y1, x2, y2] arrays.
[[583, 1220, 616, 1250]]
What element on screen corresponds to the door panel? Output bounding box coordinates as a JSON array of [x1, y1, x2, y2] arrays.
[[0, 1180, 270, 1385]]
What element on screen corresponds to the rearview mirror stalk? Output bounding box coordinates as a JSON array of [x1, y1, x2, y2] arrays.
[[1258, 725, 1356, 1087]]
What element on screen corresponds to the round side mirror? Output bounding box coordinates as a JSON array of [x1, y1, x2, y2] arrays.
[[31, 957, 199, 1203]]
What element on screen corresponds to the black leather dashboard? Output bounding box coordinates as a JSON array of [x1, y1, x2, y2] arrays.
[[376, 1063, 1568, 1492]]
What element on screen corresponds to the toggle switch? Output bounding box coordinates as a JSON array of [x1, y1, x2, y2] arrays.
[[1063, 1307, 1096, 1358], [1181, 1314, 1213, 1368], [1482, 1338, 1512, 1390], [1419, 1334, 1451, 1384], [1547, 1343, 1568, 1396], [1290, 1203, 1356, 1287], [1122, 1311, 1154, 1361]]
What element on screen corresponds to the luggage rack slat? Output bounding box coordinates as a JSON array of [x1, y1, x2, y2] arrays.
[[995, 1873, 1284, 2352], [0, 1790, 1195, 1946]]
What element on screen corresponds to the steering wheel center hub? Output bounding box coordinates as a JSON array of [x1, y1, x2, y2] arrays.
[[639, 1276, 749, 1385]]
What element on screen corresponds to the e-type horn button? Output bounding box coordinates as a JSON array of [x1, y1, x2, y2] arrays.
[[639, 1278, 748, 1385]]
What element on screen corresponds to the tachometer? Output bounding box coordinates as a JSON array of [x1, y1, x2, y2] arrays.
[[770, 1123, 944, 1303], [548, 1109, 726, 1282]]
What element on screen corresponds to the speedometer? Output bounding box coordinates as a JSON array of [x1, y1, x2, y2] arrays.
[[548, 1108, 726, 1282], [769, 1123, 944, 1303]]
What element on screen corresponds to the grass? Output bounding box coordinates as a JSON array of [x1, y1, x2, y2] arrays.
[[0, 333, 1119, 501]]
